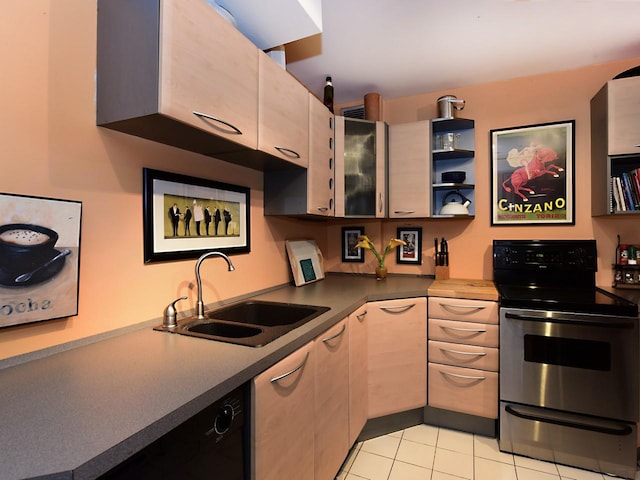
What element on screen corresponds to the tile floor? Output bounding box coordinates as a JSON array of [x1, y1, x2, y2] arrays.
[[336, 424, 640, 480]]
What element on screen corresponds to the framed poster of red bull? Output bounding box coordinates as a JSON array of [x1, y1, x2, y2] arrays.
[[490, 120, 575, 225]]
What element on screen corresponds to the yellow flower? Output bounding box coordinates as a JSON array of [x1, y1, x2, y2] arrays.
[[355, 235, 407, 268]]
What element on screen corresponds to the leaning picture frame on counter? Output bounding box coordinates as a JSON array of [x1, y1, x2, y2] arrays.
[[396, 227, 422, 264], [490, 120, 575, 225], [143, 168, 250, 263]]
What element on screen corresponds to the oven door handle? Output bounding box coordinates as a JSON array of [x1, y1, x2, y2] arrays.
[[504, 404, 633, 436], [504, 311, 636, 329]]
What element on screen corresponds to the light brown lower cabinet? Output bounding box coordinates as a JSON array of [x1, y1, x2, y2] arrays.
[[314, 319, 349, 480], [252, 319, 350, 480], [428, 363, 499, 418], [367, 297, 427, 419], [252, 341, 315, 480], [427, 296, 499, 419], [348, 305, 368, 444]]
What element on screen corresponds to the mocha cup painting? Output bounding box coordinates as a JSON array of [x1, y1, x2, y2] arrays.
[[0, 193, 82, 328]]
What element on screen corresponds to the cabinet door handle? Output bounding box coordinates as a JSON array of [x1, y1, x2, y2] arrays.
[[379, 304, 416, 314], [378, 193, 384, 213], [192, 111, 242, 135], [439, 302, 487, 312], [356, 311, 367, 321], [439, 325, 486, 333], [322, 323, 346, 343], [316, 207, 329, 212], [393, 210, 415, 214], [439, 347, 487, 357], [270, 351, 310, 383], [274, 146, 301, 159], [440, 370, 486, 381]]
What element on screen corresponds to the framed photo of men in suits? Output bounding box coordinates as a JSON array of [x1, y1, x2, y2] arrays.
[[143, 168, 250, 263]]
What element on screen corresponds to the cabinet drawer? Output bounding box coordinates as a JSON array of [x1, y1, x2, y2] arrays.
[[429, 340, 498, 372], [428, 318, 498, 347], [428, 297, 498, 324], [428, 363, 498, 419]]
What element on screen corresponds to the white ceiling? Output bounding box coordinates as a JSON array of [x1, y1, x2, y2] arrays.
[[283, 0, 640, 105]]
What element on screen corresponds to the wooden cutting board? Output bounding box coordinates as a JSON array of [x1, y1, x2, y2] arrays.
[[428, 278, 499, 301]]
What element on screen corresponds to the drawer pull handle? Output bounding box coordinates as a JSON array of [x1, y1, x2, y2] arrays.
[[316, 207, 329, 212], [440, 325, 486, 333], [440, 370, 486, 381], [440, 302, 487, 312], [192, 111, 242, 135], [322, 324, 346, 343], [439, 347, 486, 357], [393, 210, 415, 214], [274, 146, 301, 159], [270, 351, 310, 383], [379, 304, 416, 314], [356, 311, 367, 321]]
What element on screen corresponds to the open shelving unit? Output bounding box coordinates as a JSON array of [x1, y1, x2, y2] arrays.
[[431, 118, 475, 218]]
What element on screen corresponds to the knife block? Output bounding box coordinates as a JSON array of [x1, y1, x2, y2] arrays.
[[435, 266, 450, 280]]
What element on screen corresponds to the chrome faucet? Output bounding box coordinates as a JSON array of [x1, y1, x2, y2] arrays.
[[195, 251, 235, 319]]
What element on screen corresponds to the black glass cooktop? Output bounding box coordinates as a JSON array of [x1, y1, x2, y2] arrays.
[[497, 284, 638, 317]]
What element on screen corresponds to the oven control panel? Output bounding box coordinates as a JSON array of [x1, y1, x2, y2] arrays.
[[493, 240, 597, 282]]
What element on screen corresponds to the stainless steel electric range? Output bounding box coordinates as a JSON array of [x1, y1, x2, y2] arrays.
[[494, 239, 639, 479]]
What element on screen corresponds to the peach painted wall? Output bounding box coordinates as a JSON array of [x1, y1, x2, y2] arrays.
[[325, 57, 640, 284], [2, 2, 639, 360], [0, 1, 326, 360]]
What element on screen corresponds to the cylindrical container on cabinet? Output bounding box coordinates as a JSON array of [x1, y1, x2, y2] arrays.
[[364, 92, 381, 121]]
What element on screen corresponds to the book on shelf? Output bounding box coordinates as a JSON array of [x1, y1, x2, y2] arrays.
[[611, 167, 640, 212]]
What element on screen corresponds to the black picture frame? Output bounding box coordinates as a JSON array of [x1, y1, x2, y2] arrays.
[[490, 120, 575, 225], [341, 226, 365, 263], [0, 192, 82, 328], [143, 168, 250, 263], [396, 227, 422, 264]]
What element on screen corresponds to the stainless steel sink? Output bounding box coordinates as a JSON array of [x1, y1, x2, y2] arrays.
[[176, 300, 330, 347]]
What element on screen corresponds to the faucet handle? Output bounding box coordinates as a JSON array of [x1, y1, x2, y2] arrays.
[[163, 296, 187, 329]]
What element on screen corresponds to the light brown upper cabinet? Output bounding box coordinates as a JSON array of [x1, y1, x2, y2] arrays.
[[264, 93, 334, 217], [388, 120, 431, 218], [97, 0, 312, 171], [257, 53, 309, 168], [97, 0, 258, 156], [591, 75, 640, 215], [600, 76, 640, 155]]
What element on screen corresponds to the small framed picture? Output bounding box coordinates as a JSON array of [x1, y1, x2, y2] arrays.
[[396, 227, 422, 265], [341, 226, 365, 263]]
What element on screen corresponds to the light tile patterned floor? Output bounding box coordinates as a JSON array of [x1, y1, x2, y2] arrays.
[[336, 425, 640, 480]]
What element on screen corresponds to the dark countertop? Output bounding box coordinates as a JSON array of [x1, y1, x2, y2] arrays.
[[0, 273, 432, 480]]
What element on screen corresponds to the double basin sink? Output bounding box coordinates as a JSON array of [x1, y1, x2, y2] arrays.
[[174, 300, 330, 347]]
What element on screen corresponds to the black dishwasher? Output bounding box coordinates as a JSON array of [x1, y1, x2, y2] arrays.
[[100, 386, 246, 479]]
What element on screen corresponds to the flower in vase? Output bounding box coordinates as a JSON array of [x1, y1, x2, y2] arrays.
[[355, 235, 406, 268]]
